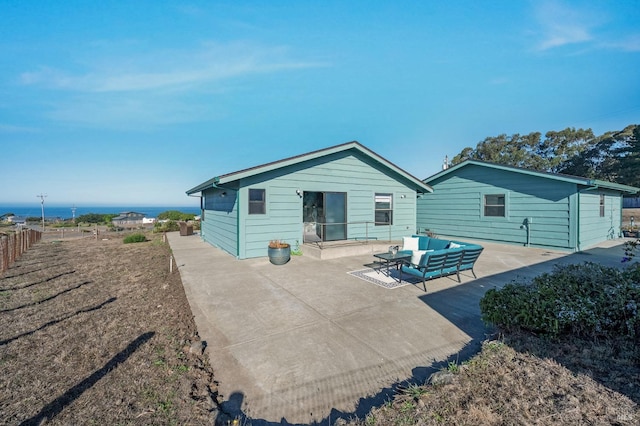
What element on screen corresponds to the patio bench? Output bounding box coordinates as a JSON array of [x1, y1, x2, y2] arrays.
[[398, 235, 484, 291]]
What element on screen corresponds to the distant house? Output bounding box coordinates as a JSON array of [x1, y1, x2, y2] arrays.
[[6, 216, 27, 226], [186, 141, 433, 259], [417, 160, 639, 251], [112, 212, 146, 226]]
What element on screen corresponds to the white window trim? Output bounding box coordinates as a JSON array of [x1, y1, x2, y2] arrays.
[[374, 193, 393, 226], [481, 191, 509, 220]]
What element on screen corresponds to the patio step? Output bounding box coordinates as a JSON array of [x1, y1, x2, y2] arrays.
[[303, 241, 402, 260]]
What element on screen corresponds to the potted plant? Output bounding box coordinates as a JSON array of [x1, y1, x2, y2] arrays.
[[268, 240, 291, 265]]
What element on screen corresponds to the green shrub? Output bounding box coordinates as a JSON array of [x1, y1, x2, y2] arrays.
[[76, 213, 118, 224], [123, 233, 147, 244], [153, 220, 180, 233], [480, 262, 640, 339], [157, 210, 196, 221]]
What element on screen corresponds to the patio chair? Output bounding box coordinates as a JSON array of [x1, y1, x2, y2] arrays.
[[458, 247, 484, 278], [440, 249, 465, 283], [399, 251, 448, 292]]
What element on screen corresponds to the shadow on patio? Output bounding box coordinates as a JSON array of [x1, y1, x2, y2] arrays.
[[214, 240, 635, 425]]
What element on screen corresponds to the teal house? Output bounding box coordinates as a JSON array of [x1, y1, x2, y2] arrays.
[[417, 160, 639, 251], [187, 142, 433, 259]]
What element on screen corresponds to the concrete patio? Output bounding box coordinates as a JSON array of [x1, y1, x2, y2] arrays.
[[166, 232, 629, 425]]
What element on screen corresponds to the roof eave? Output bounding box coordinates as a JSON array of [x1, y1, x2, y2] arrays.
[[425, 160, 589, 186], [188, 141, 433, 194], [424, 160, 640, 194], [583, 180, 640, 194], [186, 177, 221, 195]]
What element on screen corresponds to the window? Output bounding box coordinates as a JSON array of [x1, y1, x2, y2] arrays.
[[484, 194, 505, 217], [375, 193, 393, 225], [249, 188, 266, 214], [599, 194, 605, 217]]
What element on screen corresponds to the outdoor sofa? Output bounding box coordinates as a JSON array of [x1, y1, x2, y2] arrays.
[[398, 235, 484, 291]]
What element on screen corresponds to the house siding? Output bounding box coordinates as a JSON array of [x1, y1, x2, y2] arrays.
[[418, 164, 574, 249], [237, 151, 418, 259], [578, 190, 621, 249], [202, 187, 238, 257]]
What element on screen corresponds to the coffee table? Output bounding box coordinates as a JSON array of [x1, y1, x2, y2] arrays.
[[373, 250, 412, 277]]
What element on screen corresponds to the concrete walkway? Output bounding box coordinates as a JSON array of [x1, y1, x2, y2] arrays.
[[167, 233, 628, 425]]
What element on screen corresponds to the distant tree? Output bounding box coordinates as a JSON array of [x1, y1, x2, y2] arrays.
[[538, 128, 595, 173], [451, 132, 543, 170], [611, 124, 640, 187], [558, 125, 639, 187], [450, 126, 640, 187], [157, 210, 195, 221]]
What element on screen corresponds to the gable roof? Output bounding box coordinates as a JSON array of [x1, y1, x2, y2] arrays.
[[424, 160, 639, 194], [187, 141, 433, 195]]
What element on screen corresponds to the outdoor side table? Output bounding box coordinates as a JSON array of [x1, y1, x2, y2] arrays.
[[373, 251, 412, 276]]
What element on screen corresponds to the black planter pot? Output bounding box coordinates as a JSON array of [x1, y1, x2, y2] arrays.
[[268, 245, 291, 265], [622, 230, 639, 238]]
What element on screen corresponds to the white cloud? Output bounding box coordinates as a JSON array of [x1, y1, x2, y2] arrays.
[[599, 34, 640, 52], [46, 92, 227, 129], [17, 41, 329, 128], [531, 1, 640, 53], [20, 42, 328, 93], [532, 1, 596, 51]]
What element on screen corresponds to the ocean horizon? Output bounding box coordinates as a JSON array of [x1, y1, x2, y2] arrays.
[[0, 204, 200, 220]]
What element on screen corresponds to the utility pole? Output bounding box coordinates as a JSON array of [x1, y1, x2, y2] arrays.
[[71, 205, 76, 221], [37, 194, 47, 231]]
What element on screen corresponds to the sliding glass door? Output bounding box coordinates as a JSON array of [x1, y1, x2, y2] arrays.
[[324, 192, 346, 241], [303, 191, 346, 242]]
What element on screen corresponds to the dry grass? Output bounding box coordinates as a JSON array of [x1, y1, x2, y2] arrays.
[[623, 208, 640, 226], [3, 233, 639, 425], [350, 335, 639, 425], [0, 233, 219, 425]]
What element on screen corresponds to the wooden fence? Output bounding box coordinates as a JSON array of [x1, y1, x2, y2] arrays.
[[624, 196, 640, 209], [0, 229, 42, 273]]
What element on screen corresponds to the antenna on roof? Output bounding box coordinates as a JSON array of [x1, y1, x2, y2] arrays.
[[443, 155, 449, 170]]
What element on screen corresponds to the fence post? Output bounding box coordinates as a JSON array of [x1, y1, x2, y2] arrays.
[[0, 235, 7, 273], [0, 229, 43, 273], [10, 233, 16, 265]]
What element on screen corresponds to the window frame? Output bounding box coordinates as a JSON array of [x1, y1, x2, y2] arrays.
[[248, 188, 266, 215], [374, 193, 393, 226], [483, 193, 507, 218]]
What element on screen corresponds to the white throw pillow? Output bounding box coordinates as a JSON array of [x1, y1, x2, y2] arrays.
[[402, 237, 419, 252], [411, 250, 427, 266], [448, 242, 462, 249]]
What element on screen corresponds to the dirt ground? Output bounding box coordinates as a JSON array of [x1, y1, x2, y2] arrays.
[[0, 232, 222, 425], [2, 230, 639, 425]]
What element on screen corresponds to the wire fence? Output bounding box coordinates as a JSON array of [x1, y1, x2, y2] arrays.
[[0, 228, 42, 273]]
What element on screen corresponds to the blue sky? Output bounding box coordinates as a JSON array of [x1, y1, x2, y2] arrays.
[[1, 0, 638, 207]]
